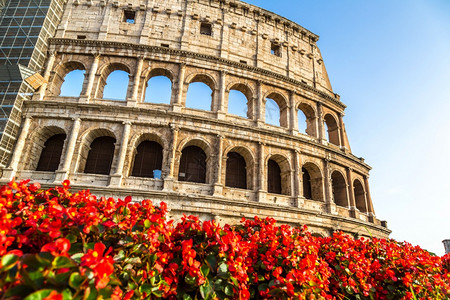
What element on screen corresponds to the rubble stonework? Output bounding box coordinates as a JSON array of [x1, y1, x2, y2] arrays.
[[1, 0, 390, 238]]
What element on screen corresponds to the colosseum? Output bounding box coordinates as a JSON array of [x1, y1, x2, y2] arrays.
[[0, 0, 390, 238]]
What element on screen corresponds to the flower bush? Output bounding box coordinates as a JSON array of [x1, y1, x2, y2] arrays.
[[0, 180, 449, 299]]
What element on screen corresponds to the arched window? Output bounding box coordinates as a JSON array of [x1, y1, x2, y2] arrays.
[[225, 152, 247, 189], [267, 159, 282, 194], [298, 110, 307, 134], [354, 180, 367, 213], [302, 167, 312, 199], [185, 82, 213, 111], [228, 90, 248, 118], [324, 114, 340, 146], [144, 76, 172, 104], [178, 146, 207, 183], [331, 171, 347, 207], [84, 136, 116, 175], [103, 70, 130, 100], [265, 98, 280, 126], [60, 70, 85, 97], [131, 141, 163, 178], [36, 134, 66, 172]]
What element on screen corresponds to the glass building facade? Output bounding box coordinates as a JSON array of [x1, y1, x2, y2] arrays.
[[0, 0, 65, 167]]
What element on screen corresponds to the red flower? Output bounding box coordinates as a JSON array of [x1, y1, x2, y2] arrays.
[[43, 291, 62, 300], [81, 242, 115, 289], [41, 238, 71, 257]]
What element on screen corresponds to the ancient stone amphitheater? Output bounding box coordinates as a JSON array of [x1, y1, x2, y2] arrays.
[[2, 0, 389, 238]]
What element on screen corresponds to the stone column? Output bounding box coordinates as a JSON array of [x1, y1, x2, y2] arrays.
[[213, 134, 224, 195], [54, 118, 81, 182], [289, 90, 298, 133], [172, 63, 186, 112], [216, 71, 226, 119], [98, 3, 111, 40], [37, 51, 56, 100], [163, 125, 179, 191], [364, 175, 375, 222], [293, 150, 303, 207], [346, 167, 357, 218], [80, 54, 100, 103], [128, 57, 144, 107], [257, 142, 266, 202], [109, 122, 131, 186], [317, 102, 325, 142], [255, 81, 265, 126], [323, 157, 336, 214], [2, 117, 32, 180], [338, 113, 346, 150]]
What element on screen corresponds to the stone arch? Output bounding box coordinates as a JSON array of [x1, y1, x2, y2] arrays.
[[264, 92, 289, 127], [223, 145, 255, 190], [49, 61, 86, 96], [76, 128, 117, 174], [324, 113, 340, 146], [302, 161, 324, 201], [184, 73, 217, 111], [297, 102, 317, 137], [24, 126, 67, 171], [126, 132, 166, 177], [266, 153, 291, 195], [226, 82, 254, 119], [353, 178, 367, 213], [176, 137, 212, 184], [96, 62, 132, 100], [142, 68, 175, 104], [331, 170, 348, 207]]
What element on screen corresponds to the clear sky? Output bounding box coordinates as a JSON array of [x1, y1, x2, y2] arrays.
[[243, 0, 450, 255], [60, 0, 450, 255]]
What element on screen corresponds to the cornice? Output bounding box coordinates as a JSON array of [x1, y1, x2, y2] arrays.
[[49, 38, 346, 110]]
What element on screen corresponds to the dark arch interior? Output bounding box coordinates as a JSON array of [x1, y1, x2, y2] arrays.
[[36, 134, 67, 172], [178, 146, 207, 183], [84, 136, 116, 175], [268, 159, 282, 194], [331, 171, 347, 207], [131, 141, 163, 178], [302, 167, 312, 199], [225, 151, 247, 189]]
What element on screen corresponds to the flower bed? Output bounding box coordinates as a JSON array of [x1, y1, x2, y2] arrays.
[[0, 180, 449, 299]]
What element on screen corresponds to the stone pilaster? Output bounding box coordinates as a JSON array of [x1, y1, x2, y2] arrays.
[[213, 134, 224, 195], [80, 54, 100, 103], [257, 142, 266, 202], [54, 118, 81, 182], [3, 117, 32, 180], [163, 125, 179, 191], [109, 122, 131, 187], [172, 63, 185, 112], [37, 51, 56, 100], [128, 57, 144, 107]]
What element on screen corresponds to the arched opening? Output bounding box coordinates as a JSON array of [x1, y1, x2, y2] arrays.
[[225, 152, 247, 189], [228, 90, 248, 118], [265, 93, 288, 127], [60, 70, 85, 97], [302, 167, 312, 199], [186, 82, 213, 111], [354, 179, 367, 213], [265, 98, 280, 126], [302, 162, 323, 201], [84, 136, 116, 175], [131, 141, 163, 178], [267, 159, 282, 194], [103, 70, 130, 100], [298, 110, 307, 133], [36, 134, 67, 172], [144, 75, 172, 104], [178, 146, 207, 183], [331, 171, 348, 207], [324, 114, 340, 146]]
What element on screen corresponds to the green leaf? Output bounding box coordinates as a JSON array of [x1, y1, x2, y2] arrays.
[[71, 253, 84, 264], [69, 272, 85, 289], [66, 234, 77, 243], [124, 257, 141, 265], [113, 250, 125, 262], [4, 284, 34, 298], [0, 254, 19, 271], [224, 285, 234, 296], [185, 274, 196, 285], [205, 254, 217, 271], [200, 283, 212, 299], [201, 264, 210, 277], [62, 289, 73, 300], [144, 219, 151, 228], [258, 283, 269, 292], [52, 256, 76, 269], [24, 289, 53, 300], [140, 284, 152, 294], [217, 263, 228, 278], [183, 294, 193, 300]]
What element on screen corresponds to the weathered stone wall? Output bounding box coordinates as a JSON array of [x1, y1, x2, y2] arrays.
[[1, 0, 390, 239]]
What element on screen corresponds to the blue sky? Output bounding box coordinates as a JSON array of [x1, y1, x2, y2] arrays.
[[243, 0, 450, 254], [61, 0, 450, 254]]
